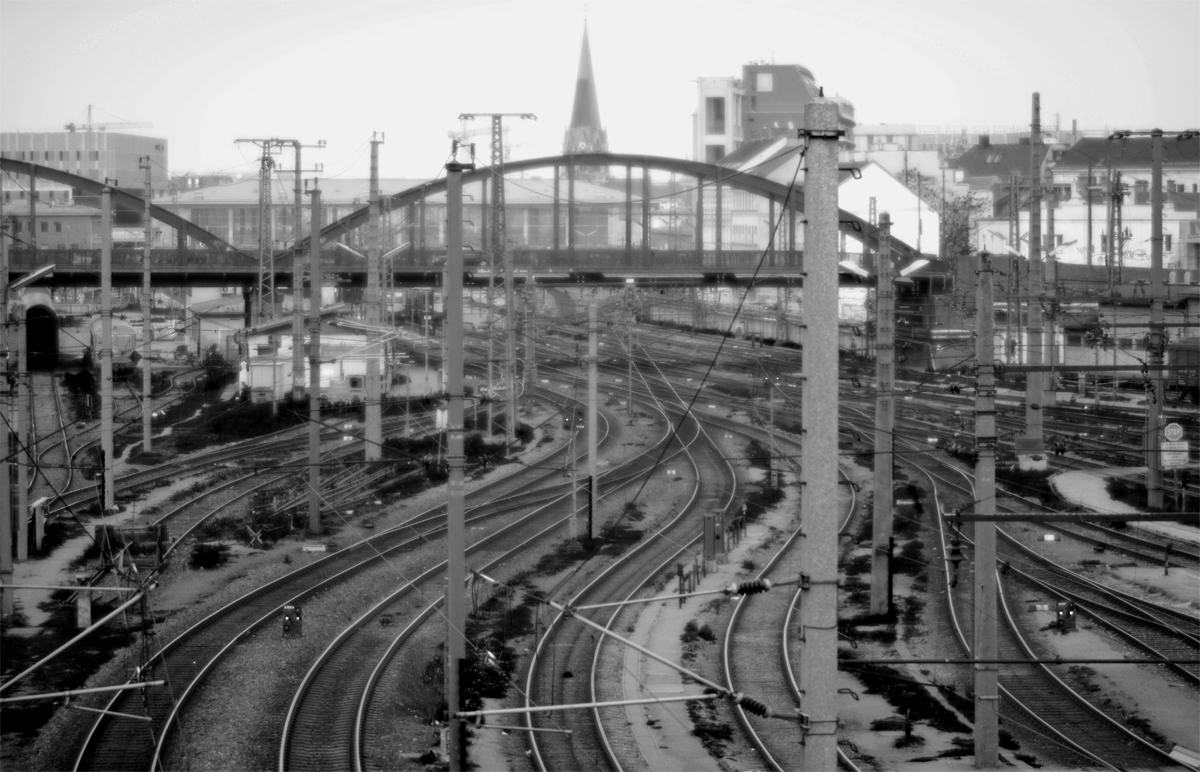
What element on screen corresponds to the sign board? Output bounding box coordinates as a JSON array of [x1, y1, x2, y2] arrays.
[[1161, 440, 1189, 468], [1163, 423, 1184, 442]]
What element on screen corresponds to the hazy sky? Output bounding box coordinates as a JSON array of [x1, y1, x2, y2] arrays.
[[2, 0, 1197, 180]]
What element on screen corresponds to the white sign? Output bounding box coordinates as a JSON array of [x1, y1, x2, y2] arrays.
[[1161, 440, 1189, 468], [1163, 423, 1184, 442]]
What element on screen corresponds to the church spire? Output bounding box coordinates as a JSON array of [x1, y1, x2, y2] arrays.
[[563, 23, 608, 155]]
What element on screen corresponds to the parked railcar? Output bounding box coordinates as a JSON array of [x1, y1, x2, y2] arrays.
[[84, 316, 140, 376], [1168, 337, 1199, 404]]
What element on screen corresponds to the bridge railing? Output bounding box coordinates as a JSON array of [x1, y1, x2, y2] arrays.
[[7, 246, 807, 275], [8, 248, 254, 270]]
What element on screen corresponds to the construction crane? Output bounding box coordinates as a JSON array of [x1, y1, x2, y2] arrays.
[[65, 104, 152, 133]]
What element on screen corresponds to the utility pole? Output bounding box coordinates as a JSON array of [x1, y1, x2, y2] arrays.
[[974, 252, 1000, 768], [1022, 93, 1044, 455], [459, 113, 535, 446], [798, 99, 840, 770], [100, 187, 115, 513], [1147, 128, 1166, 508], [235, 139, 284, 324], [444, 151, 472, 772], [1, 204, 11, 616], [305, 183, 322, 534], [365, 133, 385, 463], [1085, 163, 1094, 268], [1006, 174, 1017, 364], [1043, 176, 1058, 408], [526, 265, 537, 404], [1105, 167, 1119, 401], [140, 157, 153, 452], [587, 298, 598, 541], [870, 213, 895, 617], [291, 139, 325, 401]]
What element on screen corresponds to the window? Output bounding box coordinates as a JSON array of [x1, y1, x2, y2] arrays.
[[90, 151, 99, 161], [41, 221, 48, 233], [1066, 334, 1083, 347], [706, 144, 725, 164], [45, 151, 51, 161], [1118, 338, 1133, 350], [18, 191, 24, 200], [13, 221, 20, 233], [55, 222, 62, 233], [986, 153, 1003, 164], [706, 97, 726, 134], [75, 150, 81, 161], [19, 151, 25, 161], [756, 72, 773, 92], [1165, 234, 1172, 251], [59, 151, 66, 161], [750, 95, 756, 111], [2, 192, 8, 202]]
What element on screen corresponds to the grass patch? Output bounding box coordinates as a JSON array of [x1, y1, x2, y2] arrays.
[[686, 692, 733, 758], [996, 466, 1063, 508], [839, 652, 971, 734]]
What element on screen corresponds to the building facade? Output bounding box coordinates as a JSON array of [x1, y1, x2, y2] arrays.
[[0, 130, 169, 197]]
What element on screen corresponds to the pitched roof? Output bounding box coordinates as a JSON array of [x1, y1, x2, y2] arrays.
[[948, 141, 1049, 179], [1054, 136, 1200, 169], [159, 174, 429, 206], [160, 173, 628, 208]]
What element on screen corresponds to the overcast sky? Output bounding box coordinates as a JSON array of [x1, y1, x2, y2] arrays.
[[2, 0, 1197, 180]]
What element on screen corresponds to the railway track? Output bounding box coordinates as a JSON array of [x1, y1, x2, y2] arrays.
[[903, 449, 1184, 769], [71, 398, 583, 771]]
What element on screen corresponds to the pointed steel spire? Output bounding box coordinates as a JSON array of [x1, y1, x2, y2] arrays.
[[564, 23, 608, 155]]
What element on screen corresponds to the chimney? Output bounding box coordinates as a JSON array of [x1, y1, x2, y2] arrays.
[[979, 134, 990, 148]]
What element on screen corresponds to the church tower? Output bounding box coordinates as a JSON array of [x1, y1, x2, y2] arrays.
[[563, 24, 608, 156]]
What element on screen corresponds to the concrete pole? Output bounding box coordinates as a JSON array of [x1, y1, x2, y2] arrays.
[[503, 258, 518, 447], [1044, 187, 1057, 408], [292, 143, 306, 401], [1107, 171, 1119, 402], [307, 186, 322, 534], [444, 159, 469, 772], [100, 189, 115, 513], [29, 169, 36, 252], [1024, 93, 1044, 451], [142, 157, 153, 452], [973, 252, 999, 768], [587, 299, 598, 541], [365, 135, 383, 463], [1147, 129, 1164, 509], [15, 302, 28, 558], [1, 202, 12, 616], [525, 266, 537, 402], [870, 213, 895, 617], [798, 99, 840, 770]]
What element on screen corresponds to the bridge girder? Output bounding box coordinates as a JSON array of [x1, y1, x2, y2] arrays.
[[279, 152, 920, 262], [0, 159, 253, 258]]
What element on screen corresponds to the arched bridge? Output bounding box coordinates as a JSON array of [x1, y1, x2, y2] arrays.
[[3, 153, 925, 289]]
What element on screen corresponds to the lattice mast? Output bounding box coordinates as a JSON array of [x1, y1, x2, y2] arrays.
[[459, 113, 535, 446]]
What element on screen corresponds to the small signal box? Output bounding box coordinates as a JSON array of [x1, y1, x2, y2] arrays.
[[1056, 601, 1076, 631], [282, 604, 303, 638]]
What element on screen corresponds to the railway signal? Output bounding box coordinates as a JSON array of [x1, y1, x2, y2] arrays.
[[281, 605, 302, 638]]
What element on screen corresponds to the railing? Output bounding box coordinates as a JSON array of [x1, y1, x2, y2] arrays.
[[6, 247, 804, 274]]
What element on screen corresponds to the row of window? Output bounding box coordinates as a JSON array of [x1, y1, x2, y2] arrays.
[[10, 220, 64, 232], [1, 149, 101, 161], [2, 189, 71, 202]]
